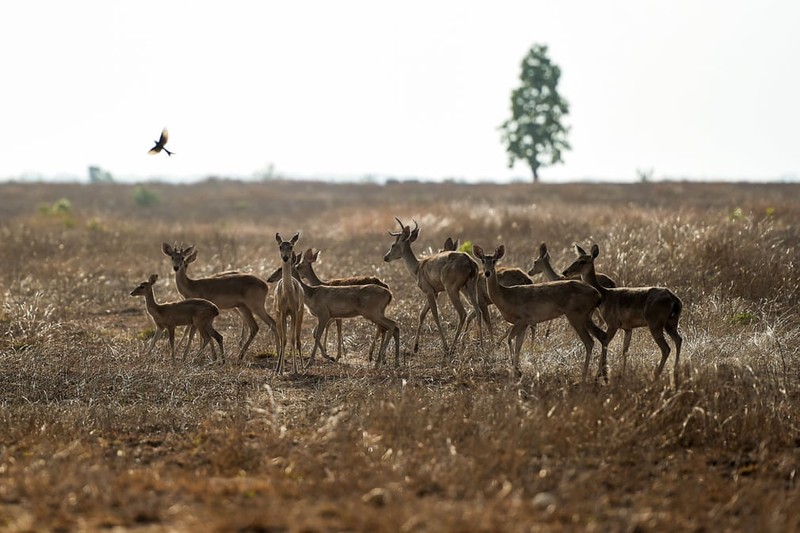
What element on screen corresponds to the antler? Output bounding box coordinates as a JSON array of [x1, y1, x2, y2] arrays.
[[388, 216, 406, 237]]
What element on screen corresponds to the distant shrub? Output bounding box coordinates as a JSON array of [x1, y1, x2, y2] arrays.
[[133, 185, 160, 207], [731, 311, 758, 326], [38, 197, 75, 228]]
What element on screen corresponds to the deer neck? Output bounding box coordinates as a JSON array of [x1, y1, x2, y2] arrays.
[[174, 264, 195, 297], [302, 264, 325, 286], [142, 286, 164, 320], [540, 257, 562, 282], [583, 263, 608, 297], [280, 260, 297, 294], [485, 267, 504, 301], [400, 242, 421, 278]]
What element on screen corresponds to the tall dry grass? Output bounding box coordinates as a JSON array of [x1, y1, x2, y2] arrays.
[[0, 180, 798, 531]]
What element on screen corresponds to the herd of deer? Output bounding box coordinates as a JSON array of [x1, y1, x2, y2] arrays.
[[130, 218, 683, 383]]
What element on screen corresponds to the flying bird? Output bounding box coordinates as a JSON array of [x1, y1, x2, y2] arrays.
[[148, 128, 173, 156]]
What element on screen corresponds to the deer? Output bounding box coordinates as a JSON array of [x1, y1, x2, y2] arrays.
[[162, 243, 279, 361], [472, 244, 606, 379], [562, 243, 683, 384], [276, 253, 401, 368], [529, 242, 617, 289], [130, 274, 224, 361], [293, 248, 388, 362], [528, 241, 618, 336], [273, 233, 305, 374], [384, 218, 484, 359], [442, 236, 535, 347]]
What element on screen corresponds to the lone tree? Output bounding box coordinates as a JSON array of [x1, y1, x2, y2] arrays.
[[500, 44, 570, 182]]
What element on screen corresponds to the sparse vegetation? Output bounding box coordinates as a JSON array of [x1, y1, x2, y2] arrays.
[[1, 180, 799, 531]]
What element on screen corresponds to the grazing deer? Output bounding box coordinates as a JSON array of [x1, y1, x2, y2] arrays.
[[294, 248, 388, 362], [279, 255, 400, 368], [162, 243, 279, 360], [273, 233, 305, 374], [443, 236, 535, 347], [562, 243, 683, 384], [384, 219, 483, 358], [130, 274, 223, 360], [473, 244, 605, 378]]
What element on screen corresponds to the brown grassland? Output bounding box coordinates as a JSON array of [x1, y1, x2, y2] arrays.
[[0, 180, 799, 532]]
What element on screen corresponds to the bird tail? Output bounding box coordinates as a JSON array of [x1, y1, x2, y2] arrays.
[[164, 148, 174, 156]]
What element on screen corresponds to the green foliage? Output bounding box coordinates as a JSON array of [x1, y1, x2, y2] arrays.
[[499, 44, 570, 182], [731, 311, 758, 325], [133, 185, 160, 207], [457, 240, 473, 254], [38, 197, 75, 228]]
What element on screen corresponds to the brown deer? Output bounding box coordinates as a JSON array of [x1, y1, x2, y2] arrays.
[[278, 255, 400, 368], [384, 218, 484, 359], [294, 248, 388, 362], [442, 236, 535, 347], [473, 244, 605, 378], [562, 243, 683, 384], [162, 243, 278, 360], [273, 233, 305, 374], [529, 242, 617, 289], [130, 274, 224, 361]]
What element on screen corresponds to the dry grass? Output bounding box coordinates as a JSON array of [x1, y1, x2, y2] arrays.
[[1, 180, 799, 531]]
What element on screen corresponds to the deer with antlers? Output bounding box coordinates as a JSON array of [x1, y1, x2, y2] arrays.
[[273, 233, 305, 374], [162, 243, 279, 360], [473, 244, 606, 378], [562, 243, 683, 384], [384, 218, 484, 358], [130, 274, 224, 361]]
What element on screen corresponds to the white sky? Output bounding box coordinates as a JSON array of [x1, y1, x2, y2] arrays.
[[1, 1, 799, 182]]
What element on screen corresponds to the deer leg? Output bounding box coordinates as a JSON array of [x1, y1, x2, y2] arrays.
[[275, 314, 288, 375], [621, 329, 633, 377], [237, 307, 260, 360], [368, 325, 383, 362], [649, 324, 672, 380], [306, 319, 325, 369], [145, 327, 163, 356], [666, 322, 682, 385], [566, 316, 598, 382], [508, 323, 527, 374], [413, 301, 432, 353], [183, 326, 197, 360], [444, 286, 469, 359], [253, 304, 279, 357], [167, 328, 176, 360], [335, 319, 343, 361], [427, 294, 452, 357], [208, 324, 224, 361]]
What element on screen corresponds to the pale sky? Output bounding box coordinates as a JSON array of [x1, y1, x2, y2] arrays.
[[1, 1, 799, 183]]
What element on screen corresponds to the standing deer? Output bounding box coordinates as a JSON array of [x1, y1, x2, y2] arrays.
[[562, 243, 683, 384], [280, 255, 400, 368], [384, 219, 483, 359], [162, 243, 279, 360], [443, 236, 535, 347], [529, 242, 617, 289], [473, 244, 606, 378], [130, 274, 224, 361], [273, 233, 305, 374], [294, 248, 388, 362]]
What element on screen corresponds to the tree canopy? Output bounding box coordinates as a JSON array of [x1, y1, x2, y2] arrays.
[[500, 44, 570, 182]]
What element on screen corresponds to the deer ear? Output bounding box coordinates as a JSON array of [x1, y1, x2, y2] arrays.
[[538, 242, 548, 258], [275, 233, 282, 244], [149, 274, 158, 284], [443, 237, 454, 251], [312, 249, 320, 261], [496, 245, 506, 259], [290, 232, 300, 244], [162, 242, 173, 256], [186, 250, 198, 264], [574, 243, 587, 256], [409, 226, 420, 242], [184, 245, 195, 256], [472, 245, 484, 259], [591, 244, 600, 258]]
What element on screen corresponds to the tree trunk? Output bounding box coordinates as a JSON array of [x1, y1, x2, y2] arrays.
[[530, 162, 540, 183]]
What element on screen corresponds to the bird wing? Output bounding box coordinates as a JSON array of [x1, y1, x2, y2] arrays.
[[159, 128, 169, 145]]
